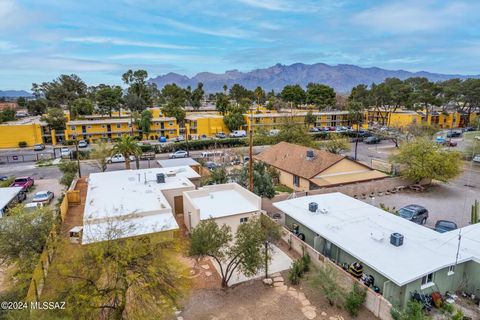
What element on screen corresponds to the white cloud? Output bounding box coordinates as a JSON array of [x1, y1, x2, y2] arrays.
[[4, 55, 120, 72], [64, 36, 193, 50], [236, 0, 322, 12], [158, 17, 252, 39], [353, 1, 471, 33], [0, 40, 17, 51], [110, 53, 220, 64]]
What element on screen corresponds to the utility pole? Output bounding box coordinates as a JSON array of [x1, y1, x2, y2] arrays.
[[74, 135, 81, 178], [249, 110, 253, 191]]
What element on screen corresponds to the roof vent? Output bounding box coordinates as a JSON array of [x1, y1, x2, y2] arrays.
[[309, 202, 318, 212], [156, 173, 165, 184], [390, 233, 404, 247], [306, 150, 315, 160]]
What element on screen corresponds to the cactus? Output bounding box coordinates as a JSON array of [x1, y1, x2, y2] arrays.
[[471, 200, 479, 224]]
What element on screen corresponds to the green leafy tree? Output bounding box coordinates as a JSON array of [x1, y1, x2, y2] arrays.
[[89, 141, 112, 172], [112, 135, 141, 170], [32, 74, 87, 111], [71, 97, 94, 119], [276, 121, 313, 147], [42, 107, 67, 131], [231, 162, 276, 198], [0, 206, 54, 279], [309, 264, 345, 306], [0, 109, 16, 122], [391, 138, 462, 184], [27, 98, 50, 116], [16, 96, 27, 108], [304, 111, 316, 128], [191, 82, 204, 110], [281, 84, 306, 107], [229, 84, 253, 104], [406, 77, 442, 118], [49, 227, 188, 320], [96, 85, 123, 117], [136, 109, 153, 138], [254, 86, 266, 105], [320, 133, 351, 154], [122, 69, 155, 106], [224, 108, 246, 131], [124, 93, 147, 113], [306, 83, 336, 110], [189, 217, 270, 288], [59, 160, 79, 188], [391, 301, 431, 320], [161, 83, 187, 105], [215, 93, 230, 115], [207, 167, 228, 185], [162, 100, 186, 124]]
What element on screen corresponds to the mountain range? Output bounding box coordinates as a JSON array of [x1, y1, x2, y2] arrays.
[[0, 90, 33, 98], [149, 63, 480, 93]]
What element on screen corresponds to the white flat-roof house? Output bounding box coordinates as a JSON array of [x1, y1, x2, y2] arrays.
[[82, 166, 200, 244], [182, 183, 262, 232], [274, 192, 480, 309], [0, 187, 24, 217]]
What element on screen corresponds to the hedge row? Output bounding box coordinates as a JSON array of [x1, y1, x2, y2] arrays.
[[160, 138, 248, 152]]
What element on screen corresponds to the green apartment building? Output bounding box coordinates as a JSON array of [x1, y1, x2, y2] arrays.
[[273, 193, 480, 309]]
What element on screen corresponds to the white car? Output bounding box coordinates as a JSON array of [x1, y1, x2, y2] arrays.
[[230, 130, 247, 138], [169, 150, 188, 158], [473, 155, 480, 163], [106, 154, 136, 163], [78, 140, 88, 148], [32, 190, 54, 204], [60, 147, 71, 158], [24, 202, 45, 211]]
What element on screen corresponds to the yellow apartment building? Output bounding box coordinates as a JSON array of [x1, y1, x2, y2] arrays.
[[185, 113, 229, 139], [65, 116, 178, 142], [0, 117, 59, 148]]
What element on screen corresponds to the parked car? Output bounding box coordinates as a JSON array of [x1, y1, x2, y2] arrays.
[[230, 130, 247, 138], [203, 161, 218, 170], [216, 132, 227, 139], [78, 140, 88, 148], [435, 136, 446, 144], [24, 202, 44, 211], [158, 136, 167, 143], [32, 190, 54, 204], [10, 176, 34, 191], [174, 136, 185, 142], [33, 143, 45, 151], [309, 127, 320, 132], [434, 220, 458, 233], [140, 152, 156, 160], [169, 150, 188, 158], [0, 176, 8, 181], [60, 147, 71, 158], [397, 205, 429, 224], [201, 150, 223, 158], [446, 130, 462, 138], [268, 129, 280, 136], [364, 136, 381, 144], [473, 155, 480, 163], [442, 140, 457, 147], [463, 126, 475, 132], [358, 130, 372, 137], [106, 154, 136, 163]]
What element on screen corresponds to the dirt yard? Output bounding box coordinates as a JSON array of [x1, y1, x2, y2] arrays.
[[179, 272, 378, 320]]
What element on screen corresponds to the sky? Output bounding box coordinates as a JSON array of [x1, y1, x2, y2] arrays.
[[1, 0, 480, 90]]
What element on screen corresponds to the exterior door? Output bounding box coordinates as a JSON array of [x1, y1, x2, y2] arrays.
[[174, 196, 184, 215]]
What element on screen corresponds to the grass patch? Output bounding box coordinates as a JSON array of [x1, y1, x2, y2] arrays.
[[275, 184, 293, 193], [36, 159, 54, 167]]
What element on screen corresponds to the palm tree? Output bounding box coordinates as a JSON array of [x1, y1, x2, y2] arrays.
[[112, 136, 141, 170]]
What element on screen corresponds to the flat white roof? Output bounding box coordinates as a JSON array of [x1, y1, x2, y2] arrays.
[[184, 183, 261, 220], [157, 158, 200, 168], [82, 166, 200, 244], [273, 192, 480, 286], [0, 187, 23, 210]]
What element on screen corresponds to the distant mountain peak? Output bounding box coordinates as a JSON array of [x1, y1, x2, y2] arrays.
[[148, 62, 480, 93], [0, 90, 32, 98]]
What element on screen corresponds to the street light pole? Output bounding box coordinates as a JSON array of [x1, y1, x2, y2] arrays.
[[249, 110, 253, 191], [74, 135, 81, 178]]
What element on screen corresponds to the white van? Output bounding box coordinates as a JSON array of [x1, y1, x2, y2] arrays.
[[230, 130, 247, 138]]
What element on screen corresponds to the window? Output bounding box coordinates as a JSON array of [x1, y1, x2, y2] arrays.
[[70, 126, 76, 130], [117, 133, 121, 137], [240, 217, 248, 224], [293, 175, 300, 187], [87, 125, 91, 129], [169, 122, 173, 126], [421, 273, 434, 287], [101, 124, 106, 128], [116, 124, 121, 129], [448, 265, 455, 276]]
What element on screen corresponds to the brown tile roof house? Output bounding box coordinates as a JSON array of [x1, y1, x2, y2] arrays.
[[254, 142, 387, 190]]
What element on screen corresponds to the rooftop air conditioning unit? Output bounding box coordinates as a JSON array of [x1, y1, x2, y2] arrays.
[[306, 150, 315, 160], [156, 173, 165, 184], [309, 202, 318, 212], [390, 233, 404, 247]]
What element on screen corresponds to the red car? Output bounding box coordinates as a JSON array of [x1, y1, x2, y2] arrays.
[[10, 177, 34, 191]]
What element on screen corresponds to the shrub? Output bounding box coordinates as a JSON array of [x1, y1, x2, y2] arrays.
[[288, 260, 303, 285], [140, 144, 154, 153], [345, 283, 367, 317], [301, 254, 311, 273], [18, 141, 27, 148], [309, 265, 345, 307], [160, 138, 248, 152]]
